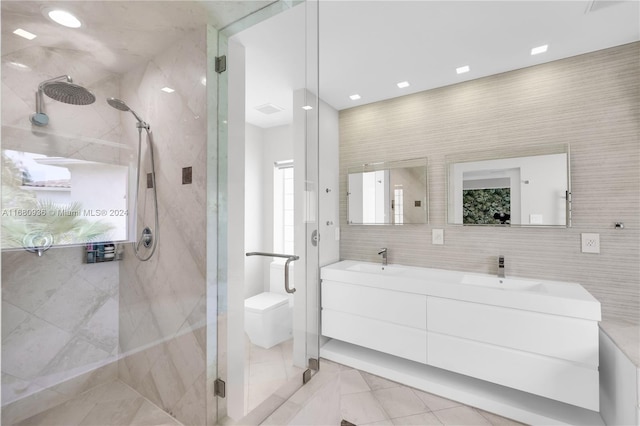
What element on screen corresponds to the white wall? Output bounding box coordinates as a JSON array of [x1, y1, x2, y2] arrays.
[[260, 124, 294, 289], [245, 123, 265, 298]]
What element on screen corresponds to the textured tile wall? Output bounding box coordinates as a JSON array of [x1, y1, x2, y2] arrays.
[[339, 42, 640, 325], [116, 28, 208, 426]]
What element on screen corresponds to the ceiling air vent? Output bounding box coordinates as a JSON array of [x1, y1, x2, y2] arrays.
[[585, 0, 626, 13], [255, 103, 284, 115]]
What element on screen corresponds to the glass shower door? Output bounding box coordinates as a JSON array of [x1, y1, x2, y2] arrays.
[[210, 1, 320, 423]]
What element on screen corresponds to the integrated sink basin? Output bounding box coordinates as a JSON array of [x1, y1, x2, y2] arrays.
[[460, 274, 544, 292], [321, 260, 601, 321], [346, 263, 405, 274]]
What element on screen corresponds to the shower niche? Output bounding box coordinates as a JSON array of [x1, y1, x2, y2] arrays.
[[1, 145, 132, 252]]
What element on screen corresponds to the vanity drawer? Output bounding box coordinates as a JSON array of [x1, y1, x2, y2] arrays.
[[427, 297, 598, 366], [323, 309, 427, 363], [323, 280, 426, 329], [427, 332, 599, 411]]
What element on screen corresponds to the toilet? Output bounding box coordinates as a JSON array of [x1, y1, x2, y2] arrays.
[[244, 262, 294, 349]]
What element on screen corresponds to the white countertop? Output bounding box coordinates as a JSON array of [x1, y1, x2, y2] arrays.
[[321, 260, 601, 321]]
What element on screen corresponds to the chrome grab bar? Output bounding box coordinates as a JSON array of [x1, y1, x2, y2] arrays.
[[245, 252, 299, 294]]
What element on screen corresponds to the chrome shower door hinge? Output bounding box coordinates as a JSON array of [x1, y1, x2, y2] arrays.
[[215, 55, 227, 74], [309, 358, 319, 371], [214, 378, 226, 398], [303, 369, 312, 384]]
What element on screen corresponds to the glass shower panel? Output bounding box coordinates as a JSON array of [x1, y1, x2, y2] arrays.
[[212, 1, 320, 424]]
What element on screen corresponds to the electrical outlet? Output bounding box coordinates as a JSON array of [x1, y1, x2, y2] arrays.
[[581, 233, 600, 254], [432, 229, 444, 245]]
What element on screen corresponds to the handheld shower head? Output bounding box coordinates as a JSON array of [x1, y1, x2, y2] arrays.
[[107, 97, 130, 112], [107, 97, 145, 124]]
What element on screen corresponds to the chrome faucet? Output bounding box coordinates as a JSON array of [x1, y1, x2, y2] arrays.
[[378, 248, 388, 266], [498, 255, 505, 278]]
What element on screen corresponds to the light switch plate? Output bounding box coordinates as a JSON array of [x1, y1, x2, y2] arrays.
[[581, 233, 600, 253], [432, 229, 444, 245]]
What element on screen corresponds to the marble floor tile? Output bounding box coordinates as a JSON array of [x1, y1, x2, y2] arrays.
[[287, 375, 341, 426], [413, 389, 462, 411], [391, 412, 443, 425], [361, 371, 402, 390], [476, 409, 528, 426], [340, 392, 389, 425], [361, 420, 395, 426], [13, 380, 181, 426], [339, 369, 371, 395], [372, 386, 429, 419], [13, 359, 526, 426], [129, 399, 182, 426], [432, 406, 492, 426], [15, 396, 96, 426], [261, 400, 301, 426]]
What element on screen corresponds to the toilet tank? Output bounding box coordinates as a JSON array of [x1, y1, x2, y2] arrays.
[[270, 261, 295, 295]]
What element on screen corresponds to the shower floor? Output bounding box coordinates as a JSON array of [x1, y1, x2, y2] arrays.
[[15, 379, 181, 426]]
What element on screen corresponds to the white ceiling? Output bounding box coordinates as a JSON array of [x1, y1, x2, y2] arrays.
[[234, 0, 640, 128], [2, 1, 638, 129]]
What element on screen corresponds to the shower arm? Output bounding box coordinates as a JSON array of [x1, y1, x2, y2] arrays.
[[245, 252, 299, 294], [34, 75, 72, 115], [38, 75, 72, 91]]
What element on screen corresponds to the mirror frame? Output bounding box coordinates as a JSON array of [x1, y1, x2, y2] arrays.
[[446, 144, 571, 227], [347, 157, 428, 225]]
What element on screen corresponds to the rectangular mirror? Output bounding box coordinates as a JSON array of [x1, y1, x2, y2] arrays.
[[447, 145, 570, 227], [348, 158, 428, 225]]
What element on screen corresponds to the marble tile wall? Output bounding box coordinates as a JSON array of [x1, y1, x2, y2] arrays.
[[1, 40, 126, 424], [1, 247, 119, 424], [339, 42, 640, 326], [116, 27, 208, 426]]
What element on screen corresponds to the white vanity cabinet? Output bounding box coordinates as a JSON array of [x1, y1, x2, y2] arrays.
[[320, 267, 600, 412], [426, 297, 599, 411], [322, 281, 427, 363]]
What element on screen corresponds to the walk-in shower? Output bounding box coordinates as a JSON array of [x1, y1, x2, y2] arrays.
[[30, 75, 95, 126], [107, 97, 159, 261]]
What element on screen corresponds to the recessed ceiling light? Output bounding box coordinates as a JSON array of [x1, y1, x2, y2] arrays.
[[13, 29, 37, 40], [531, 44, 549, 55], [349, 94, 361, 100], [397, 81, 410, 88], [302, 105, 313, 110], [456, 65, 470, 74], [201, 77, 207, 86], [161, 87, 175, 93], [48, 10, 82, 28]]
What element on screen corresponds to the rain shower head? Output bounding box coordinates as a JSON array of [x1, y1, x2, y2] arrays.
[[29, 75, 95, 127], [43, 82, 95, 105], [107, 97, 145, 124]]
